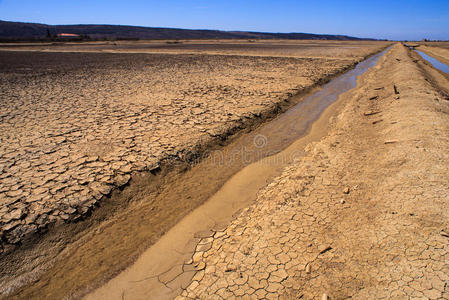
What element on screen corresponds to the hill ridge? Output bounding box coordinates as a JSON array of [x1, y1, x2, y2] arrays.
[[0, 20, 373, 41]]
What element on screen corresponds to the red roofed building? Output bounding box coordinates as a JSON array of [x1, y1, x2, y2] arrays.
[[56, 33, 80, 38]]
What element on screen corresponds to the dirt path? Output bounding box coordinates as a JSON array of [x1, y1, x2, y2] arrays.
[[171, 44, 449, 299]]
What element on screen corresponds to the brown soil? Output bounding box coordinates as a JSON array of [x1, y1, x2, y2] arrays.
[[0, 41, 388, 298]]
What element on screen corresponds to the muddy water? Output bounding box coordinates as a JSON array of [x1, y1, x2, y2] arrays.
[[416, 50, 449, 74], [84, 48, 390, 300]]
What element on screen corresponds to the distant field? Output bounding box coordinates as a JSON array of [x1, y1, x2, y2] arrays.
[[419, 41, 449, 50], [0, 39, 385, 59]]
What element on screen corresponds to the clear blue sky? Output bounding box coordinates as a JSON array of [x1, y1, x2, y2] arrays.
[[0, 0, 448, 40]]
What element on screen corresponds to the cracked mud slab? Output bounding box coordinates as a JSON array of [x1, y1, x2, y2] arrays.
[[176, 44, 449, 299]]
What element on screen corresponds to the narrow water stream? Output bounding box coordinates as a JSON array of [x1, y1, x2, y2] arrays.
[[85, 47, 390, 300], [233, 48, 389, 155], [415, 50, 449, 74]]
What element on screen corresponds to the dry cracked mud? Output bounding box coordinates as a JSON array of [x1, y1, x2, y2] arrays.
[[0, 41, 389, 297], [0, 47, 369, 250], [172, 44, 449, 299]]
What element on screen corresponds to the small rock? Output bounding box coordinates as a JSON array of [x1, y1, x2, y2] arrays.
[[394, 84, 400, 94], [318, 245, 332, 254], [340, 199, 346, 204], [322, 293, 329, 300], [343, 187, 350, 194], [384, 140, 398, 144], [363, 111, 381, 116], [305, 263, 311, 274], [441, 231, 449, 238]]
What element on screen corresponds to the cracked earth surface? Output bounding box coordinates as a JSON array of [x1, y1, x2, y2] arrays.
[[0, 47, 381, 252], [172, 44, 449, 299]]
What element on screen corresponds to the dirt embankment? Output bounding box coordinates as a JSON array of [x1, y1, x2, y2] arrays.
[[176, 43, 449, 299]]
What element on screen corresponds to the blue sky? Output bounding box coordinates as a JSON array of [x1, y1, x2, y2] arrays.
[[0, 0, 448, 40]]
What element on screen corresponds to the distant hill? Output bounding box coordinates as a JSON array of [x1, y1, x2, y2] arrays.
[[0, 20, 372, 41]]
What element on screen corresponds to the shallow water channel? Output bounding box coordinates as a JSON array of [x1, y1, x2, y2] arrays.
[[416, 50, 449, 74]]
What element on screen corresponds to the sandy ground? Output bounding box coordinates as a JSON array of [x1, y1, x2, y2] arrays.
[[0, 41, 388, 297], [168, 44, 449, 299]]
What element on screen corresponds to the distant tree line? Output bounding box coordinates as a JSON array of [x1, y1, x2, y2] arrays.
[[402, 38, 448, 42]]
